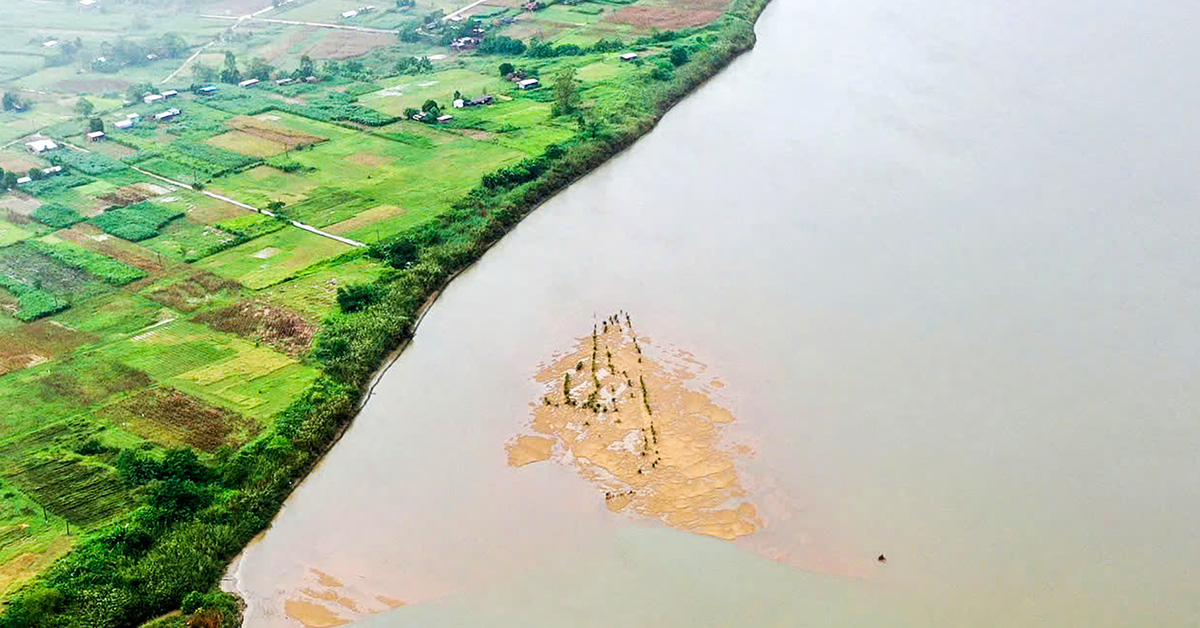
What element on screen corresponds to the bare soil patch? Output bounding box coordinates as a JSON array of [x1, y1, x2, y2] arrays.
[[346, 152, 389, 167], [229, 115, 325, 148], [95, 387, 260, 451], [146, 272, 242, 313], [192, 301, 315, 356], [95, 185, 152, 208], [0, 154, 44, 174], [0, 321, 96, 376], [57, 225, 162, 274], [606, 5, 722, 28], [0, 195, 42, 217], [304, 31, 396, 60], [326, 204, 405, 235]]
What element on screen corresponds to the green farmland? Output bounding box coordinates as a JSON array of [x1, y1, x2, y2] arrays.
[[0, 0, 772, 622]]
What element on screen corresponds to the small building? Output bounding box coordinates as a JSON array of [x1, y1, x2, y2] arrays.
[[198, 85, 218, 95], [448, 14, 463, 22], [43, 166, 62, 175], [276, 77, 295, 85], [303, 76, 320, 83], [126, 113, 141, 121], [78, 0, 97, 6], [341, 9, 358, 18], [411, 111, 428, 121], [160, 90, 178, 99], [238, 78, 259, 88], [25, 139, 58, 154], [43, 40, 59, 48], [113, 119, 133, 129], [467, 95, 494, 106], [86, 131, 106, 142], [517, 78, 540, 90], [619, 52, 638, 61], [146, 53, 158, 61], [154, 107, 181, 122], [16, 176, 31, 185], [436, 114, 453, 123], [453, 98, 465, 109], [144, 93, 163, 104]]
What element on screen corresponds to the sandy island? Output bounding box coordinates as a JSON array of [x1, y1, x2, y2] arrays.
[[507, 312, 759, 540]]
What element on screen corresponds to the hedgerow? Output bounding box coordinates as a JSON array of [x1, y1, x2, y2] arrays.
[[26, 240, 147, 285]]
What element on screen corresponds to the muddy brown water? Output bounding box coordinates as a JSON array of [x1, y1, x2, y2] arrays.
[[227, 0, 1200, 624]]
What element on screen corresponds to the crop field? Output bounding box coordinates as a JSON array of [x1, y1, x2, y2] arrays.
[[95, 386, 261, 451], [196, 226, 354, 289]]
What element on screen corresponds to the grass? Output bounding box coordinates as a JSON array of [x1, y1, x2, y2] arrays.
[[28, 236, 147, 285], [0, 217, 34, 248], [90, 201, 185, 242], [196, 226, 354, 289], [259, 254, 385, 318], [141, 220, 245, 263]]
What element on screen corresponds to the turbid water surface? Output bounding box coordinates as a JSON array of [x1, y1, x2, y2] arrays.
[[229, 0, 1200, 625]]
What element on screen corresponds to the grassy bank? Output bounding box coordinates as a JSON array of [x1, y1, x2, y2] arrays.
[[0, 0, 773, 624]]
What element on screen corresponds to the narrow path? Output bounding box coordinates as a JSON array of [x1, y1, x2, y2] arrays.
[[199, 14, 399, 34], [160, 41, 214, 85], [128, 165, 367, 248], [443, 0, 492, 21], [160, 0, 297, 84]]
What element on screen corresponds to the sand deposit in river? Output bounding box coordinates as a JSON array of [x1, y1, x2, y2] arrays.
[[507, 312, 759, 540]]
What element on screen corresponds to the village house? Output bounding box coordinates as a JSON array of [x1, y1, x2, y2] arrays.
[[160, 90, 178, 99], [238, 78, 260, 88], [154, 107, 181, 122], [517, 78, 540, 90], [43, 166, 62, 176], [341, 9, 358, 18], [436, 114, 453, 123], [126, 113, 141, 121], [86, 131, 106, 142], [620, 52, 639, 61], [16, 176, 31, 185], [198, 85, 218, 95], [25, 139, 58, 154], [113, 119, 133, 129], [143, 93, 163, 104]]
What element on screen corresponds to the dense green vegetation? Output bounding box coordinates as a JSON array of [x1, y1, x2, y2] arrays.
[[90, 202, 185, 242]]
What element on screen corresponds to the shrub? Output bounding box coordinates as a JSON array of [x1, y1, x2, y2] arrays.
[[30, 203, 84, 229]]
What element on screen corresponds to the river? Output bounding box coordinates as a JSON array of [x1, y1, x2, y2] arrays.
[[228, 0, 1200, 625]]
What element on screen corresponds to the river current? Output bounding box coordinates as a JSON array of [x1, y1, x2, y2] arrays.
[[230, 0, 1200, 625]]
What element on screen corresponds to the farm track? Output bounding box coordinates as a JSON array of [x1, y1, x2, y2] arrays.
[[198, 14, 400, 34], [127, 165, 368, 248]]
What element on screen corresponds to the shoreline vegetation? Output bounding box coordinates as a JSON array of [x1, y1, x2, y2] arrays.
[[0, 0, 773, 623]]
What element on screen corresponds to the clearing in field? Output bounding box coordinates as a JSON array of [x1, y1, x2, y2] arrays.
[[0, 320, 96, 376], [94, 387, 261, 451], [206, 130, 289, 159], [197, 226, 353, 290], [605, 5, 723, 28]]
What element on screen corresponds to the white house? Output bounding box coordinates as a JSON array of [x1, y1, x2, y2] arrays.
[[87, 131, 106, 142], [43, 40, 59, 48], [238, 78, 259, 88], [619, 52, 638, 61], [43, 166, 62, 175], [436, 114, 453, 122], [25, 139, 58, 154], [114, 119, 133, 129], [160, 90, 178, 99], [517, 78, 540, 89], [16, 176, 31, 185], [154, 107, 181, 121], [78, 0, 97, 6], [453, 98, 465, 109], [144, 93, 163, 104], [341, 9, 358, 18], [126, 113, 141, 121]]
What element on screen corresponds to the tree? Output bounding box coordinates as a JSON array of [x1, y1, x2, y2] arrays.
[[298, 54, 314, 77], [336, 284, 383, 313], [398, 18, 423, 43], [650, 58, 674, 81], [2, 172, 16, 190], [421, 99, 439, 113], [499, 62, 514, 76], [220, 51, 241, 84], [161, 32, 188, 58], [403, 107, 419, 119], [478, 35, 526, 55], [28, 168, 44, 181], [75, 97, 94, 117], [669, 45, 690, 66], [192, 61, 217, 83], [88, 118, 104, 133], [245, 57, 273, 81], [126, 82, 154, 102], [551, 66, 580, 117], [1, 92, 18, 111]]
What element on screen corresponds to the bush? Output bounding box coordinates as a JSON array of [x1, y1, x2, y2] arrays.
[[90, 201, 184, 241], [670, 45, 690, 66], [30, 203, 84, 228]]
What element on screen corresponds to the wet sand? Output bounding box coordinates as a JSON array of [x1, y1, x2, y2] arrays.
[[507, 312, 758, 541]]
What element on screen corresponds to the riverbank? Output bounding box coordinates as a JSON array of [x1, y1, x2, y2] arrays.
[[0, 0, 776, 625]]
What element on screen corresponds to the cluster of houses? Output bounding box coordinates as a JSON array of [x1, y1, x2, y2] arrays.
[[502, 71, 540, 90], [410, 111, 453, 123], [143, 89, 178, 105], [340, 5, 375, 19], [14, 142, 64, 184], [453, 95, 494, 108]]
